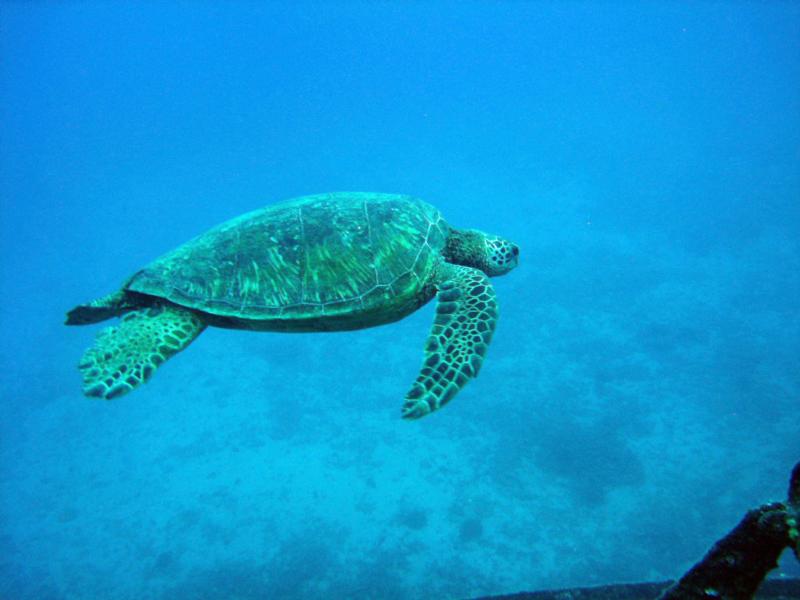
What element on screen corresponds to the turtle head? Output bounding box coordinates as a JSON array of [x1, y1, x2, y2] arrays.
[[481, 234, 520, 276], [445, 229, 520, 277]]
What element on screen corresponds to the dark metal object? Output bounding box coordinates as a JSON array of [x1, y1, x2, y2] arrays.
[[473, 579, 800, 600], [473, 463, 800, 600]]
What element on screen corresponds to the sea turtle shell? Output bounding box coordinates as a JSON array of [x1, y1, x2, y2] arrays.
[[125, 192, 450, 327]]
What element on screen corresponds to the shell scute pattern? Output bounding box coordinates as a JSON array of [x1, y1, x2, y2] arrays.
[[127, 193, 448, 321]]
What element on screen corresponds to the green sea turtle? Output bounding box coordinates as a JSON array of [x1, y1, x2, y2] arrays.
[[66, 192, 519, 419]]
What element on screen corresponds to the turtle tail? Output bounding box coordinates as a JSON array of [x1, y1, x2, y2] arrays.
[[66, 290, 134, 325]]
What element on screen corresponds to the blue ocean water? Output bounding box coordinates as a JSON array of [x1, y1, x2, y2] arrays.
[[1, 2, 798, 598]]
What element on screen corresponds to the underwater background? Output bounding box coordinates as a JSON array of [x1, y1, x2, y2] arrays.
[[1, 2, 799, 599]]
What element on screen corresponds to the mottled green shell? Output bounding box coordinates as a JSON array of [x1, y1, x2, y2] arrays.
[[126, 192, 450, 323]]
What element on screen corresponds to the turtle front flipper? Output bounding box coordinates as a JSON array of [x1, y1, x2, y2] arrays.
[[78, 305, 206, 400], [402, 263, 498, 419]]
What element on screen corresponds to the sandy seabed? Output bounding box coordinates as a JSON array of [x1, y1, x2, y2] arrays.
[[2, 215, 798, 600]]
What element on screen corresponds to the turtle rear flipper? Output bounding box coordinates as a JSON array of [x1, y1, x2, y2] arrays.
[[402, 263, 498, 419], [66, 290, 134, 325], [79, 305, 206, 400]]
